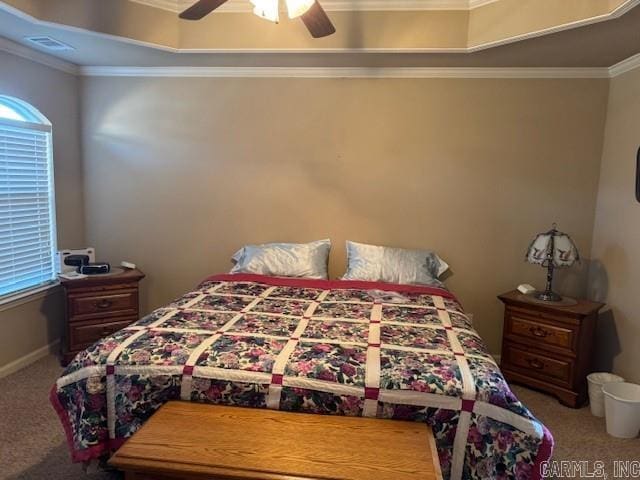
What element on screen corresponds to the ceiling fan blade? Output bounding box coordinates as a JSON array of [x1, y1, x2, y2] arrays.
[[301, 1, 336, 38], [179, 0, 229, 20]]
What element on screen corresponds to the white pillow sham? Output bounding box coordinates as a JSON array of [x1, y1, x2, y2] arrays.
[[231, 239, 331, 279], [341, 241, 448, 287]]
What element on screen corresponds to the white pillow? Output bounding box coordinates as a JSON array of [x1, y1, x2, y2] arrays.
[[342, 241, 448, 287], [231, 239, 331, 279]]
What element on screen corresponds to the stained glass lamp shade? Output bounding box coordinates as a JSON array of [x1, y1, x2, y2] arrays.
[[525, 224, 580, 302]]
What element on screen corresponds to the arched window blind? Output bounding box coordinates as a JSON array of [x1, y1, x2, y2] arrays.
[[0, 95, 57, 298]]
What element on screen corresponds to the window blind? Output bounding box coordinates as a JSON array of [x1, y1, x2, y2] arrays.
[[0, 118, 56, 298]]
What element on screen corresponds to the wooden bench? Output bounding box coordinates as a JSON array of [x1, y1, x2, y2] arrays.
[[109, 402, 443, 480]]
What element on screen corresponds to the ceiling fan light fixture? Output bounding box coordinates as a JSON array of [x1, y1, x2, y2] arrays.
[[285, 0, 315, 18], [250, 0, 279, 22], [178, 0, 335, 38]]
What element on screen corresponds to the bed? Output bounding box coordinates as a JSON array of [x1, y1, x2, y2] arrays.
[[51, 273, 553, 480]]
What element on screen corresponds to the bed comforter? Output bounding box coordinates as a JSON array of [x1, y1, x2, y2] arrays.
[[51, 273, 553, 480]]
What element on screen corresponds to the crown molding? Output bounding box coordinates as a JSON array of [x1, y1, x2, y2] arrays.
[[468, 0, 496, 7], [3, 43, 636, 80], [131, 0, 498, 12], [609, 52, 640, 78], [131, 0, 183, 11], [1, 26, 638, 80], [0, 36, 78, 75], [80, 65, 610, 78]]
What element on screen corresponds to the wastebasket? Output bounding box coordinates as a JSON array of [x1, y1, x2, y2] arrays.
[[587, 372, 625, 417], [602, 382, 640, 438]]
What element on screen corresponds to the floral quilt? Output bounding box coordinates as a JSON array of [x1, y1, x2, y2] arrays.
[[51, 273, 553, 480]]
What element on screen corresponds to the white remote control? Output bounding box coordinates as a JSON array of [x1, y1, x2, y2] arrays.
[[121, 261, 136, 269], [59, 271, 88, 280], [517, 283, 536, 295]]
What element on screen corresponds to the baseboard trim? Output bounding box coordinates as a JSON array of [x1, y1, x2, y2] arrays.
[[0, 339, 60, 379]]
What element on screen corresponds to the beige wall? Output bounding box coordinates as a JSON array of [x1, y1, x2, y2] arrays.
[[81, 76, 609, 353], [588, 67, 640, 383], [0, 50, 84, 368], [468, 0, 624, 48]]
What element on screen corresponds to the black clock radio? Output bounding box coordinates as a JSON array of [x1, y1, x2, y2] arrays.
[[79, 263, 111, 275], [64, 254, 90, 270]]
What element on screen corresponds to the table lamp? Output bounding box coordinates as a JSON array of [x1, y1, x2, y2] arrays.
[[525, 224, 580, 302]]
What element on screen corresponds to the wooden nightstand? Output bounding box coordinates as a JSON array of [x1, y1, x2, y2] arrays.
[[498, 290, 604, 408], [60, 268, 145, 366]]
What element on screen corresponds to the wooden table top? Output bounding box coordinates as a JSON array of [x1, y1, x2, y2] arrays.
[[498, 290, 604, 317], [109, 401, 442, 480], [59, 267, 145, 288]]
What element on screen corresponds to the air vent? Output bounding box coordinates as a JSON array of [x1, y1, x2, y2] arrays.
[[24, 36, 75, 51]]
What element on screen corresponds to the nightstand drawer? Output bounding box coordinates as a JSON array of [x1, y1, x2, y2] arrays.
[[69, 318, 134, 350], [69, 290, 138, 319], [503, 344, 572, 385], [507, 314, 575, 351]]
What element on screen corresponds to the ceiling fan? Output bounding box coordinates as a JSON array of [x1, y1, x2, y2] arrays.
[[179, 0, 336, 38]]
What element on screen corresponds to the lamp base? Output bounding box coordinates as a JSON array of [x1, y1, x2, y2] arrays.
[[534, 290, 563, 302]]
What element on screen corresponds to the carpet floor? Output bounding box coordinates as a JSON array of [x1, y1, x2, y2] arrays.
[[0, 355, 637, 479]]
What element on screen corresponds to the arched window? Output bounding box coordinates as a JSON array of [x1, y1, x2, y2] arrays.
[[0, 95, 57, 298]]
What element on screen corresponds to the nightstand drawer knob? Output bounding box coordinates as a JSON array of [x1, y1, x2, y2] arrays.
[[94, 299, 113, 309], [527, 358, 545, 369], [529, 326, 550, 338]]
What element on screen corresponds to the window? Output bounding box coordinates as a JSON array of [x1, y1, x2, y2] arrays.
[[0, 95, 57, 298]]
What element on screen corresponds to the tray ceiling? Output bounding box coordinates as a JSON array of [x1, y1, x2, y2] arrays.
[[1, 0, 637, 54], [0, 0, 639, 72]]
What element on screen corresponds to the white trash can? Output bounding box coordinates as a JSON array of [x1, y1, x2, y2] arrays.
[[587, 372, 625, 417], [602, 382, 640, 438]]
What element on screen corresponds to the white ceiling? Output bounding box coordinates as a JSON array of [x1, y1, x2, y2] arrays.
[[130, 0, 497, 12]]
